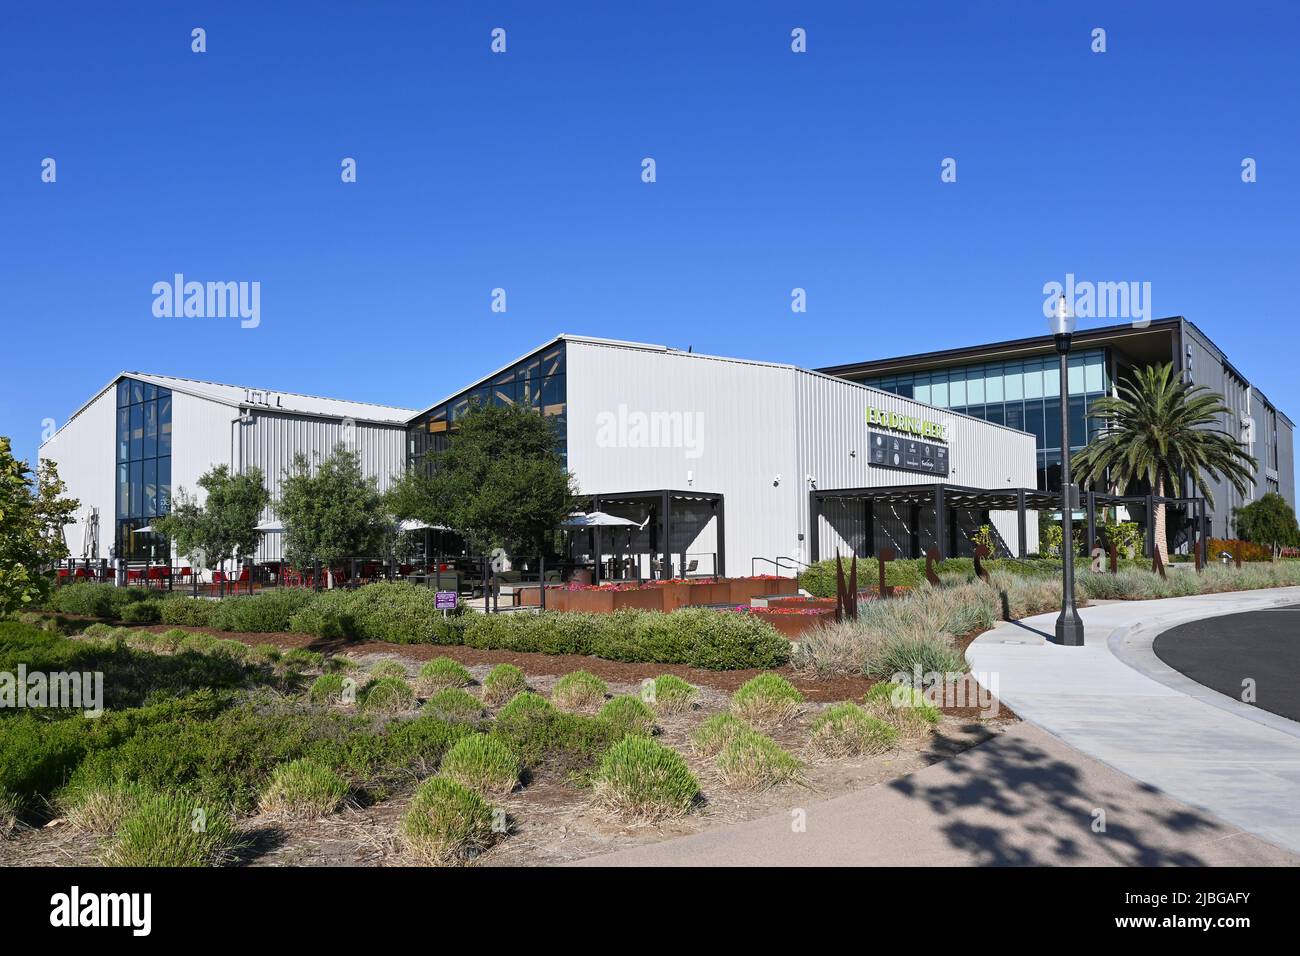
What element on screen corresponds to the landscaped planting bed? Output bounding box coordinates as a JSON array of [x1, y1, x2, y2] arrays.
[[0, 618, 1006, 868]]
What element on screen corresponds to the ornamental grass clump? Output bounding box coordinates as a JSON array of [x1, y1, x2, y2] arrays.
[[258, 758, 349, 818], [809, 702, 899, 757], [102, 792, 239, 867], [715, 729, 804, 791], [595, 736, 699, 820], [360, 676, 416, 715], [0, 788, 19, 836], [153, 628, 190, 653], [482, 663, 527, 706], [401, 777, 497, 866], [598, 695, 656, 736], [369, 660, 409, 681], [646, 674, 697, 715], [424, 687, 486, 723], [63, 780, 151, 833], [730, 673, 805, 729], [691, 712, 748, 757], [865, 681, 941, 739], [439, 734, 520, 796], [416, 657, 473, 695], [309, 672, 354, 705], [177, 632, 219, 655], [551, 670, 608, 710]]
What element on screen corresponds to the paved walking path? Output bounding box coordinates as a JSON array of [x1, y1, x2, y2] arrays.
[[967, 587, 1300, 854], [573, 587, 1300, 866]]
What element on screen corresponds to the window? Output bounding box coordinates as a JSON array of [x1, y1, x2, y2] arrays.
[[115, 377, 172, 560]]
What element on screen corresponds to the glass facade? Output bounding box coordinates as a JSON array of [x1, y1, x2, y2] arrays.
[[116, 377, 172, 561], [864, 349, 1111, 491], [407, 342, 567, 469]]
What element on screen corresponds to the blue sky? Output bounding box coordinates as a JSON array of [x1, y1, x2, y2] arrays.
[[3, 1, 1297, 468]]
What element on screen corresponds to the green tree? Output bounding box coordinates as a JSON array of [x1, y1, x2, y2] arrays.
[[1072, 363, 1256, 564], [279, 444, 386, 576], [0, 437, 80, 613], [388, 403, 576, 555], [155, 465, 269, 594], [1234, 492, 1299, 560]]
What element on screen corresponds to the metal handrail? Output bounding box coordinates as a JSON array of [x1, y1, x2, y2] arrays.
[[751, 556, 809, 577]]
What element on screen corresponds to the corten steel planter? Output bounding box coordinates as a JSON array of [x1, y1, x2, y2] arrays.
[[728, 576, 790, 605], [549, 587, 666, 613], [745, 609, 835, 638]]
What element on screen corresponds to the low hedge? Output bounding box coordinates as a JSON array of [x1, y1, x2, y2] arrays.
[[51, 584, 157, 621]]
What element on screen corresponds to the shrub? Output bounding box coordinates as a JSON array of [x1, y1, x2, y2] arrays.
[[177, 632, 219, 655], [81, 622, 117, 639], [53, 583, 152, 620], [482, 664, 527, 706], [439, 734, 519, 796], [865, 682, 941, 738], [691, 712, 748, 757], [595, 737, 698, 819], [716, 729, 803, 790], [287, 589, 355, 639], [424, 688, 485, 723], [280, 648, 325, 671], [248, 643, 283, 665], [210, 589, 313, 633], [417, 657, 472, 695], [490, 692, 619, 771], [586, 609, 791, 670], [119, 601, 161, 625], [369, 660, 409, 681], [122, 629, 158, 651], [259, 758, 349, 817], [360, 676, 416, 715], [646, 674, 697, 715], [810, 702, 898, 757], [154, 628, 189, 652], [551, 670, 608, 710], [309, 672, 351, 705], [598, 695, 656, 737], [102, 792, 239, 867], [212, 639, 249, 661], [731, 673, 805, 729], [159, 595, 219, 628], [401, 777, 497, 866]]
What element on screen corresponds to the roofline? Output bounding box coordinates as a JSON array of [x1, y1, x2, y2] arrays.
[[41, 371, 415, 451], [815, 317, 1186, 378]]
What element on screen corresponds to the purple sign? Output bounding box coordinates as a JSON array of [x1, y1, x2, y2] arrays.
[[435, 590, 457, 611]]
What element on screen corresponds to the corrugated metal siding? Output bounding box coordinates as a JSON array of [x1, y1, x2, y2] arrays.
[[239, 412, 408, 563], [565, 341, 1039, 574], [38, 386, 118, 559]]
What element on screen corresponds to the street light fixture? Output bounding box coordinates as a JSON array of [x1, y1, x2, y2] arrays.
[[1052, 294, 1085, 646]]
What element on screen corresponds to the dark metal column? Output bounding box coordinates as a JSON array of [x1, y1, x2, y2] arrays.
[[933, 485, 946, 560], [908, 503, 921, 559], [808, 491, 820, 563], [714, 497, 726, 577], [1086, 490, 1097, 554], [864, 499, 875, 558], [1017, 489, 1027, 559], [660, 490, 671, 579]]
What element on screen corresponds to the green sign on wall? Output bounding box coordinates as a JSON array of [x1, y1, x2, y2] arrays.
[[866, 406, 948, 441]]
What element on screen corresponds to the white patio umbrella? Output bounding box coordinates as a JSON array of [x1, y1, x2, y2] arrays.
[[255, 519, 284, 533], [562, 512, 643, 584]]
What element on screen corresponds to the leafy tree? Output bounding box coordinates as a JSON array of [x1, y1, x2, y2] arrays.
[[279, 444, 386, 576], [1072, 363, 1256, 564], [1234, 492, 1299, 560], [155, 465, 269, 594], [0, 436, 80, 613], [388, 403, 576, 555]]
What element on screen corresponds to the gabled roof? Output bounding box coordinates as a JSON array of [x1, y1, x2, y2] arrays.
[[42, 372, 416, 449]]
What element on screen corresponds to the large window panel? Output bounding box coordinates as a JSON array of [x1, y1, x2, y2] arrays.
[[129, 405, 143, 459], [949, 376, 966, 407], [1004, 365, 1024, 400], [159, 394, 172, 455], [144, 459, 158, 517], [966, 375, 984, 405], [1024, 360, 1043, 399], [143, 400, 158, 458], [1044, 398, 1062, 450]]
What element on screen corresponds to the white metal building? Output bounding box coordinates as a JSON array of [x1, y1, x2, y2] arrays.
[[42, 336, 1039, 578], [40, 373, 414, 568]]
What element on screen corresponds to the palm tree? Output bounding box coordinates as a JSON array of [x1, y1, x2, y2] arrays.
[[1071, 363, 1255, 564]]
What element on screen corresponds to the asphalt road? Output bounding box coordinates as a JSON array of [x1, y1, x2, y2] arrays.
[[1154, 605, 1300, 723]]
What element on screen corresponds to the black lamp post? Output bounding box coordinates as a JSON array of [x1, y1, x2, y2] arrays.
[[1052, 294, 1085, 646]]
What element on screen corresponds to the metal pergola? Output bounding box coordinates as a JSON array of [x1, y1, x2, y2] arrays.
[[809, 483, 1208, 563], [584, 489, 725, 579]]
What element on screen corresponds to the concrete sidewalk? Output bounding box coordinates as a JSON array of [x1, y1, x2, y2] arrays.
[[967, 586, 1300, 854], [570, 721, 1296, 866]]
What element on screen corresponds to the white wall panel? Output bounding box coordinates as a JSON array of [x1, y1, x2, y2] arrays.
[[39, 385, 117, 560]]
